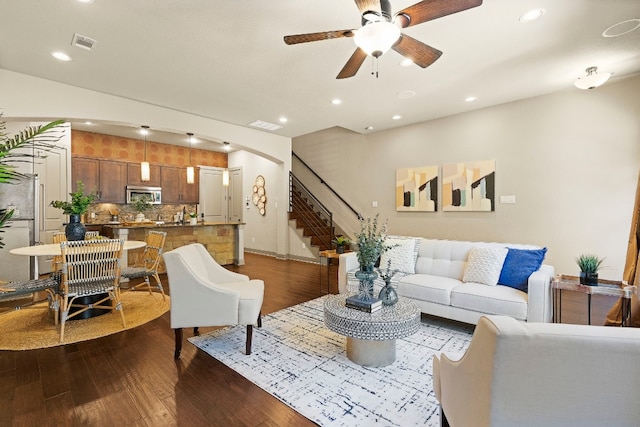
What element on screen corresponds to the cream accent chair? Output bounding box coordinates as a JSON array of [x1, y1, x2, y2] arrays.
[[163, 243, 264, 359], [433, 315, 640, 427]]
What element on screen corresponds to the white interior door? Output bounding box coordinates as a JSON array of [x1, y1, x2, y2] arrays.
[[228, 167, 243, 223], [199, 168, 226, 222]]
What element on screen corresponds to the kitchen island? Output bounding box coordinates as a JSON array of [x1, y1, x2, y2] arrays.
[[103, 222, 245, 272]]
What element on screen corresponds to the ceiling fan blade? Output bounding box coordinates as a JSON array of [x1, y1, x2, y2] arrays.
[[284, 30, 355, 45], [392, 34, 442, 68], [395, 0, 483, 28], [354, 0, 381, 15], [337, 48, 368, 79]]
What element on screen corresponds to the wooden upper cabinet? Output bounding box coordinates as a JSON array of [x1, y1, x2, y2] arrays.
[[72, 158, 127, 203], [99, 160, 127, 203], [161, 166, 199, 204], [72, 157, 100, 195], [127, 163, 161, 187]]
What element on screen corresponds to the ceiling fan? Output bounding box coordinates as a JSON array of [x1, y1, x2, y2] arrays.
[[284, 0, 483, 79]]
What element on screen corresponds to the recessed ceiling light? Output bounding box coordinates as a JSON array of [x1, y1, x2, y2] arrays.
[[84, 121, 92, 125], [223, 141, 230, 151], [77, 0, 94, 3], [51, 51, 72, 61], [519, 8, 545, 23], [392, 115, 402, 120], [603, 19, 640, 37], [365, 126, 374, 131], [465, 96, 477, 102], [400, 58, 413, 67], [279, 117, 288, 123], [249, 120, 282, 131], [139, 126, 149, 136], [397, 90, 416, 99], [331, 99, 342, 105]]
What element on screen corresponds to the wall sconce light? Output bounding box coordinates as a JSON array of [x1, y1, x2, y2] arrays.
[[140, 126, 150, 182], [186, 132, 195, 184], [222, 169, 229, 187]]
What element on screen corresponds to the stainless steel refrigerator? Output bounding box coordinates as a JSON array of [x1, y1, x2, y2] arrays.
[[0, 174, 39, 281]]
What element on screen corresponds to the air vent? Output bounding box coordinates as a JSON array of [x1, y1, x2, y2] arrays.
[[248, 120, 282, 131], [71, 33, 97, 51]]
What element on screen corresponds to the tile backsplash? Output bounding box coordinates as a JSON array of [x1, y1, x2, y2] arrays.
[[87, 203, 198, 224]]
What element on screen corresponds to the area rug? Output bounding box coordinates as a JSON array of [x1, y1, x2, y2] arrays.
[[190, 296, 474, 427], [0, 292, 169, 351]]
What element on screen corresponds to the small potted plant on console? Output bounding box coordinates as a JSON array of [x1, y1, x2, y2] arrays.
[[332, 235, 350, 254], [576, 253, 605, 286]]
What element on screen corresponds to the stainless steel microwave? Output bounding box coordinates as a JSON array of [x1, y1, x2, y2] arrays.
[[126, 186, 162, 205]]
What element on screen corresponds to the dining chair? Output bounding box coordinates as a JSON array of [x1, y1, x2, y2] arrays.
[[51, 231, 67, 272], [163, 243, 264, 358], [121, 231, 167, 300], [58, 238, 125, 342]]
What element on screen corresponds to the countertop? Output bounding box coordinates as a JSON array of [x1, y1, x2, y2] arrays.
[[102, 222, 244, 229]]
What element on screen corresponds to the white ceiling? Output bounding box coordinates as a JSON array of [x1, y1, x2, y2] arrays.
[[1, 0, 639, 147]]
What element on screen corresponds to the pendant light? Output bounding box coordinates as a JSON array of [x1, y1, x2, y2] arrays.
[[140, 126, 150, 182], [186, 132, 195, 184]]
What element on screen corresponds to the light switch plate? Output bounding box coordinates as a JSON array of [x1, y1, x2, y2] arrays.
[[499, 195, 516, 204]]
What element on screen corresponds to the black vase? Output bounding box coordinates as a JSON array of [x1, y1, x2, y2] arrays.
[[65, 214, 86, 241], [579, 271, 598, 286]]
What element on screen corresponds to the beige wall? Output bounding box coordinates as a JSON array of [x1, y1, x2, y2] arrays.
[[293, 74, 640, 280]]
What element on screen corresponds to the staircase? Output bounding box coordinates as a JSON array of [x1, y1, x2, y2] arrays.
[[289, 174, 333, 252]]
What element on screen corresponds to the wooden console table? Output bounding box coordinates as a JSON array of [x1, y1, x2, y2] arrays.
[[318, 250, 350, 294], [552, 275, 636, 326]]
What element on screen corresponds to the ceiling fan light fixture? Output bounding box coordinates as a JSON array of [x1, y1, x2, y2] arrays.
[[574, 66, 611, 90], [354, 21, 401, 57]]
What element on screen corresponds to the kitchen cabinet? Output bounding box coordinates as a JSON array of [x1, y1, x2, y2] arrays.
[[127, 162, 161, 187], [73, 157, 127, 203], [161, 166, 199, 203]]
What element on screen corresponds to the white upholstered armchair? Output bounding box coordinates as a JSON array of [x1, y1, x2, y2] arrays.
[[163, 243, 264, 359], [433, 315, 640, 427]]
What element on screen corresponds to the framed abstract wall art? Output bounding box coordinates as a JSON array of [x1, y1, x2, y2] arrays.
[[396, 166, 438, 212], [442, 160, 495, 211]]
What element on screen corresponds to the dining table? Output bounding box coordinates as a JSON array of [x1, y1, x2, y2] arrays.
[[9, 240, 147, 280]]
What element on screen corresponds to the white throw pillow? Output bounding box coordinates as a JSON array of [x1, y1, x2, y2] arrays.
[[462, 247, 508, 286], [380, 238, 418, 274]]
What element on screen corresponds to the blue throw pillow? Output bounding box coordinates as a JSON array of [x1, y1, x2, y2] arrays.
[[498, 247, 547, 292]]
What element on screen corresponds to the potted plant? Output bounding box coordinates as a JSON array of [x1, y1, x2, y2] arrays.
[[354, 214, 391, 299], [50, 180, 96, 240], [189, 211, 198, 225], [332, 235, 350, 254], [576, 253, 605, 286], [131, 195, 152, 222]]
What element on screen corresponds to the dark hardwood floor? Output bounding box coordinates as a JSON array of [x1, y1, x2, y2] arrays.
[[0, 253, 620, 426]]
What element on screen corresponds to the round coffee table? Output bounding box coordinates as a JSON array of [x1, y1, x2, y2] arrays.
[[324, 294, 420, 367]]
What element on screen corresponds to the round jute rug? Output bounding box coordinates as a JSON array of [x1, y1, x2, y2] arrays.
[[0, 292, 169, 351]]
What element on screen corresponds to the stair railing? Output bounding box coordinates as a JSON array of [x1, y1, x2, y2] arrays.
[[290, 173, 333, 250], [292, 151, 363, 220]]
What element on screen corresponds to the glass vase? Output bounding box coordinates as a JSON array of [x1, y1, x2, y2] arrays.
[[378, 279, 399, 306], [355, 264, 378, 300]]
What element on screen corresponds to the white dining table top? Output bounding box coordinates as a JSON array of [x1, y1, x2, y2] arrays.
[[9, 240, 146, 257]]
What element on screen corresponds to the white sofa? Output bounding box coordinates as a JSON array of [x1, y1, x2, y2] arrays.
[[338, 237, 554, 324], [433, 315, 640, 427]]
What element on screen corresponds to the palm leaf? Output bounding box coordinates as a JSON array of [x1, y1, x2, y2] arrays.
[[0, 118, 66, 184], [0, 208, 14, 249]]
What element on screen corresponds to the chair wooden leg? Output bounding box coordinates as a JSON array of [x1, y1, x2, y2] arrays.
[[193, 327, 199, 336], [257, 311, 262, 328], [441, 406, 450, 427], [246, 324, 253, 355], [153, 273, 166, 301], [174, 328, 183, 359]]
